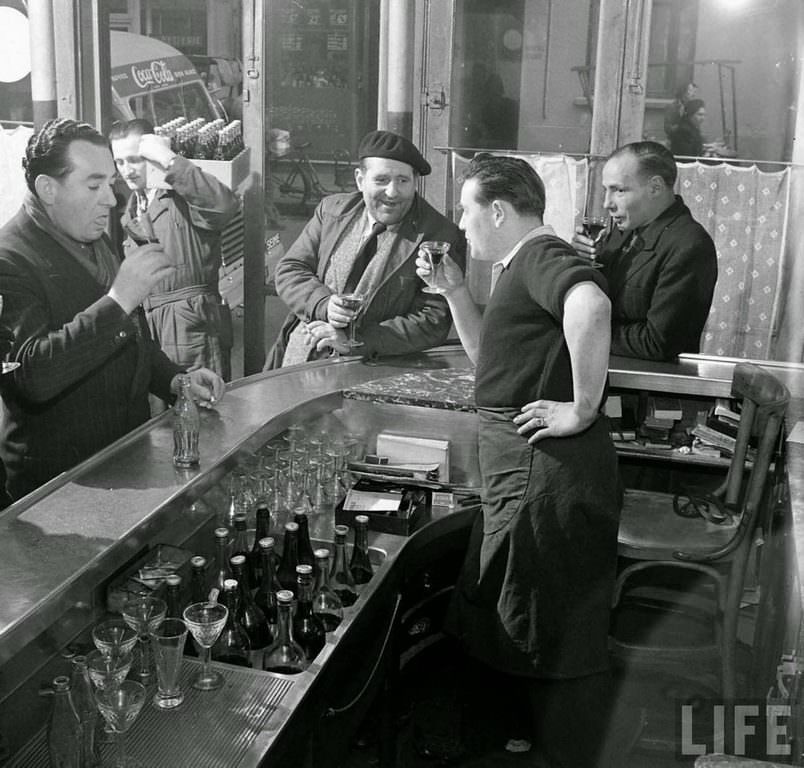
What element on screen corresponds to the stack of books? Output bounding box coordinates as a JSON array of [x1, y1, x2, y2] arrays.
[[691, 399, 743, 457], [638, 396, 684, 449]]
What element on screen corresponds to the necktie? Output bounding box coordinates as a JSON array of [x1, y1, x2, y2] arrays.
[[344, 221, 386, 294]]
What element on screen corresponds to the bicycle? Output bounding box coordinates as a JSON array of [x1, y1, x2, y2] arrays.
[[269, 129, 354, 216]]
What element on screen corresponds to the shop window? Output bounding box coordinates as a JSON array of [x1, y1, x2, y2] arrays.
[[587, 0, 698, 98]]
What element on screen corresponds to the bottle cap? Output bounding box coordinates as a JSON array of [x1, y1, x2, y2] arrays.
[[230, 554, 247, 566], [334, 524, 349, 536], [276, 589, 294, 603], [191, 556, 207, 568], [295, 564, 313, 575], [259, 537, 275, 549], [234, 513, 247, 525], [214, 527, 229, 538], [166, 574, 182, 586], [285, 521, 299, 532], [223, 579, 238, 590], [355, 514, 370, 525], [313, 548, 330, 559]]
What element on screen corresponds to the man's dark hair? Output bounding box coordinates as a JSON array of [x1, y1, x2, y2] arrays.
[[462, 153, 546, 218], [22, 118, 109, 195], [609, 141, 678, 188], [108, 118, 155, 142]]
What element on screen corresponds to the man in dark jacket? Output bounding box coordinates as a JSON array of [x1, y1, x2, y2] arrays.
[[573, 140, 717, 360], [266, 130, 466, 368], [0, 119, 224, 501]]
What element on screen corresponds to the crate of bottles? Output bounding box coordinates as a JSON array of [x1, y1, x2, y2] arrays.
[[155, 117, 250, 190], [192, 146, 250, 190]]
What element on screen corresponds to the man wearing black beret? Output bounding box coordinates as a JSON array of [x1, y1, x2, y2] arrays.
[[266, 129, 466, 367]]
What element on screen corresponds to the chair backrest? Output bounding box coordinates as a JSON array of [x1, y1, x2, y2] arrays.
[[724, 362, 789, 531]]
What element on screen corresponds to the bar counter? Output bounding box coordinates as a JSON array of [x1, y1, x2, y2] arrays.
[[1, 346, 803, 765]]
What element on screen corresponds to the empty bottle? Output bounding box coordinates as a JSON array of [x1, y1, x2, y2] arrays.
[[262, 590, 307, 675], [349, 514, 374, 585], [211, 579, 251, 667], [230, 555, 273, 653], [276, 521, 300, 595], [230, 514, 251, 588], [165, 573, 184, 619], [211, 527, 233, 598], [47, 676, 81, 768], [293, 564, 326, 662], [173, 374, 200, 468], [70, 656, 101, 767], [254, 537, 282, 631], [293, 508, 315, 567], [330, 524, 358, 607], [312, 548, 343, 632]]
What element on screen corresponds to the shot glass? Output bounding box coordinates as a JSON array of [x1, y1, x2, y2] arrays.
[[150, 618, 188, 709]]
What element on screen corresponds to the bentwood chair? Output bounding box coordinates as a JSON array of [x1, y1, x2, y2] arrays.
[[610, 363, 789, 701]]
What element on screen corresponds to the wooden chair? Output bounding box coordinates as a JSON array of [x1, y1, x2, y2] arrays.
[[610, 363, 789, 701]]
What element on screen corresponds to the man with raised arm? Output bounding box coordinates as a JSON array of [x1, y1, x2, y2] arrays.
[[0, 119, 224, 501]]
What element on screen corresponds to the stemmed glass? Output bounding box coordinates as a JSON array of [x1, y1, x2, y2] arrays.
[[122, 596, 167, 686], [182, 601, 228, 691], [338, 291, 366, 348], [581, 215, 610, 267], [86, 648, 134, 744], [93, 619, 138, 658], [94, 680, 146, 768], [420, 241, 450, 294]]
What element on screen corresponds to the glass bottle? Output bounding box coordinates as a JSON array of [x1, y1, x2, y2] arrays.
[[255, 537, 282, 631], [48, 676, 81, 768], [187, 556, 208, 605], [293, 564, 326, 662], [224, 469, 247, 530], [173, 373, 200, 468], [276, 521, 300, 595], [230, 554, 273, 653], [349, 514, 374, 585], [211, 526, 233, 598], [211, 579, 251, 667], [293, 508, 315, 567], [164, 573, 183, 619], [230, 513, 251, 587], [70, 656, 100, 768], [330, 524, 358, 607], [250, 503, 272, 586], [262, 590, 307, 675], [312, 547, 343, 632]]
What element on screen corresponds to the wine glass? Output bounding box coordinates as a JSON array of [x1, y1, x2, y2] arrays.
[[86, 648, 134, 743], [0, 296, 19, 375], [94, 680, 146, 768], [581, 216, 609, 267], [122, 596, 167, 686], [183, 601, 228, 691], [93, 619, 138, 658], [338, 291, 366, 348], [420, 241, 450, 294]]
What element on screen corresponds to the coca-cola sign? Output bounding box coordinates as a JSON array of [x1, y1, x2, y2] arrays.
[[130, 60, 176, 89]]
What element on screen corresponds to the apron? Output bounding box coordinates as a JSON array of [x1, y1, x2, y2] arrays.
[[447, 408, 622, 679]]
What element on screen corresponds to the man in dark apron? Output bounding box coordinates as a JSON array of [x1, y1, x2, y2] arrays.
[[417, 154, 623, 767]]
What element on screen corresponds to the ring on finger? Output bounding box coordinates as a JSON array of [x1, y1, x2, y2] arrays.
[[534, 416, 545, 428]]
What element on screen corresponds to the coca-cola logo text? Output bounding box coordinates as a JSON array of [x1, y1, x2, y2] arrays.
[[130, 60, 176, 89]]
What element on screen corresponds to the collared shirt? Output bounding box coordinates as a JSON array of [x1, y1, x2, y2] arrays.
[[490, 224, 556, 296]]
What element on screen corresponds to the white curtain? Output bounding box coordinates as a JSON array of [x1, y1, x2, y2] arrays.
[[675, 161, 790, 360], [0, 126, 33, 228]]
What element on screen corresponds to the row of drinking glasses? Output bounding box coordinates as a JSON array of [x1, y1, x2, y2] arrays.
[[87, 597, 230, 766]]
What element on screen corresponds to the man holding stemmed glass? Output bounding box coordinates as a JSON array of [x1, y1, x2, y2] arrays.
[[266, 129, 465, 367]]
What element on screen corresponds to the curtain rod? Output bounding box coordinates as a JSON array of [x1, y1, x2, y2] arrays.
[[435, 146, 802, 170]]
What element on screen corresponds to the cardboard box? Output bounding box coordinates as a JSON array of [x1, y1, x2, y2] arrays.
[[191, 146, 250, 190], [335, 479, 431, 536]]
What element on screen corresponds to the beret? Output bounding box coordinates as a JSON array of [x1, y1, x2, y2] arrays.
[[358, 130, 431, 176]]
